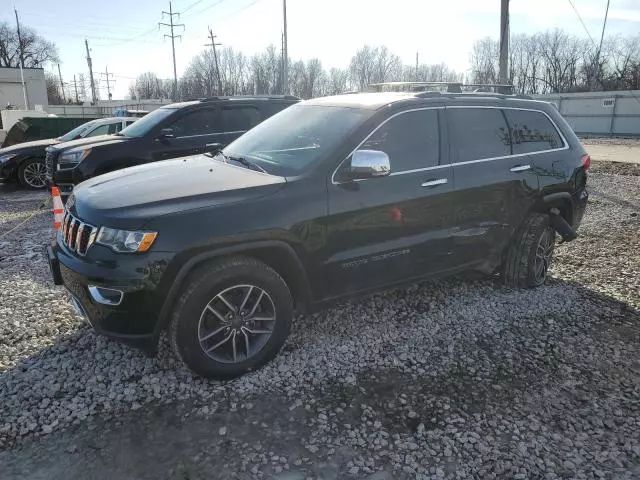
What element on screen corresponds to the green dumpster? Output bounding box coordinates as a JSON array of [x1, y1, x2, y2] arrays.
[[2, 117, 98, 148]]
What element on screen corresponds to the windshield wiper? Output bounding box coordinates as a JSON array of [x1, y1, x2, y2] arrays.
[[113, 132, 125, 136], [227, 155, 267, 173]]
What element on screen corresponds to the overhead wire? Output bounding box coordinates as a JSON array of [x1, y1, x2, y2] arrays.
[[566, 0, 597, 47], [565, 0, 640, 106]]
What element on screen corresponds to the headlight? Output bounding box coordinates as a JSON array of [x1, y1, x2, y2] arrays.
[[96, 227, 158, 253], [0, 154, 17, 163], [58, 148, 92, 168]]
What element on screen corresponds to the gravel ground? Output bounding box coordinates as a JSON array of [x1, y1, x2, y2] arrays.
[[581, 137, 640, 147], [0, 162, 639, 480]]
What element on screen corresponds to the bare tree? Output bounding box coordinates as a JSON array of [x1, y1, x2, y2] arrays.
[[348, 45, 402, 89], [327, 68, 349, 94], [0, 21, 58, 68], [470, 37, 499, 85], [45, 72, 64, 104], [131, 72, 171, 99], [603, 34, 640, 90]]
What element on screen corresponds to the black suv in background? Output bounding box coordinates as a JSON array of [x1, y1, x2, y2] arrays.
[[0, 117, 136, 189], [45, 95, 300, 198], [47, 90, 589, 379]]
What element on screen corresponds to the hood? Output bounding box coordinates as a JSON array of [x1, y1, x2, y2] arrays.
[[71, 155, 286, 229], [48, 134, 130, 152], [0, 138, 58, 155]]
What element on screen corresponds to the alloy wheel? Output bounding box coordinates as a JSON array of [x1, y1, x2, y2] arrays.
[[197, 284, 276, 363], [533, 228, 554, 285], [22, 161, 48, 189]]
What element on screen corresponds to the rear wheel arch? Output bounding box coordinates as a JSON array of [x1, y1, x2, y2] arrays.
[[155, 241, 313, 336]]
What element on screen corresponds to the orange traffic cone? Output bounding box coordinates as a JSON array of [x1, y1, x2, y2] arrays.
[[51, 186, 64, 230]]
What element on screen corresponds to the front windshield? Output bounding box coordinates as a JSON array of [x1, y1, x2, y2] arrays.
[[58, 120, 100, 142], [119, 107, 177, 138], [223, 104, 371, 175]]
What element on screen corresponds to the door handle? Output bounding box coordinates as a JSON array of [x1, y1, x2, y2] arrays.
[[510, 164, 531, 172], [421, 178, 448, 187]]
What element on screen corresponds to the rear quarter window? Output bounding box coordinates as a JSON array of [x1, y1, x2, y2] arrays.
[[503, 109, 564, 154]]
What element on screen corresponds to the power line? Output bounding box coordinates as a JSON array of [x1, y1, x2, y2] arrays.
[[184, 0, 229, 18], [20, 10, 153, 28], [566, 0, 596, 47], [159, 1, 185, 101], [181, 0, 208, 14]]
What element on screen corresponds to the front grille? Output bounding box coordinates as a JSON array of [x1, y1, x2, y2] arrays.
[[45, 151, 55, 182], [61, 211, 98, 256]]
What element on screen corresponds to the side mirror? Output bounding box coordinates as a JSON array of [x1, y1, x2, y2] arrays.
[[350, 149, 391, 179], [158, 128, 175, 140]]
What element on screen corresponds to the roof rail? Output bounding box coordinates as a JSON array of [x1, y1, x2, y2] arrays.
[[414, 91, 532, 100], [198, 94, 300, 102], [365, 81, 515, 95]]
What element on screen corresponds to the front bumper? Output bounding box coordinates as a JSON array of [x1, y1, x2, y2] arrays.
[[47, 239, 175, 350]]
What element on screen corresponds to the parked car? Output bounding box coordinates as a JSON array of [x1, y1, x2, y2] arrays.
[[0, 117, 137, 189], [47, 90, 589, 379], [46, 95, 301, 199]]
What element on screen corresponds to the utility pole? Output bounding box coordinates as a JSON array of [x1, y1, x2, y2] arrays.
[[72, 74, 79, 103], [100, 66, 115, 100], [57, 63, 66, 103], [498, 0, 510, 88], [205, 27, 223, 94], [415, 52, 419, 81], [14, 8, 28, 109], [593, 0, 611, 90], [282, 0, 288, 94], [160, 2, 184, 101], [85, 39, 97, 104]]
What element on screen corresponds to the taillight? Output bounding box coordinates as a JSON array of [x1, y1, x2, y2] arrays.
[[581, 154, 591, 170]]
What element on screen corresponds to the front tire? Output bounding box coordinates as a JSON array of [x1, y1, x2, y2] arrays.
[[169, 256, 293, 379], [18, 158, 48, 190], [503, 212, 556, 288]]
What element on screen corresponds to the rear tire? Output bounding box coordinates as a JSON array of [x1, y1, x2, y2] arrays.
[[503, 213, 556, 288], [18, 158, 48, 190], [169, 256, 293, 379]]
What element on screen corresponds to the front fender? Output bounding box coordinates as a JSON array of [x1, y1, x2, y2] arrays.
[[153, 240, 313, 337]]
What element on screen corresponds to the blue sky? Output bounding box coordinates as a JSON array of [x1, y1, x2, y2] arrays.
[[4, 0, 640, 99]]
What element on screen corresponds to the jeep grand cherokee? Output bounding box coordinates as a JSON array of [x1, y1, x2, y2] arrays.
[[47, 91, 589, 379]]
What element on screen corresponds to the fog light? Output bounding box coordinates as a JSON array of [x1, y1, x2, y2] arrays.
[[88, 286, 123, 306]]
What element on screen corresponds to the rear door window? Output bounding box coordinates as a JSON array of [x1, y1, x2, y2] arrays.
[[503, 109, 564, 153], [219, 107, 261, 133], [358, 109, 440, 172], [448, 108, 511, 162], [108, 122, 120, 134]]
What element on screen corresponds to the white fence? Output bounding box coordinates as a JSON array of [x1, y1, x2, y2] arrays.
[[532, 90, 640, 137], [46, 101, 169, 119]]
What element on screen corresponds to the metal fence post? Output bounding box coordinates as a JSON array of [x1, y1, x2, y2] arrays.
[[609, 96, 618, 137]]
